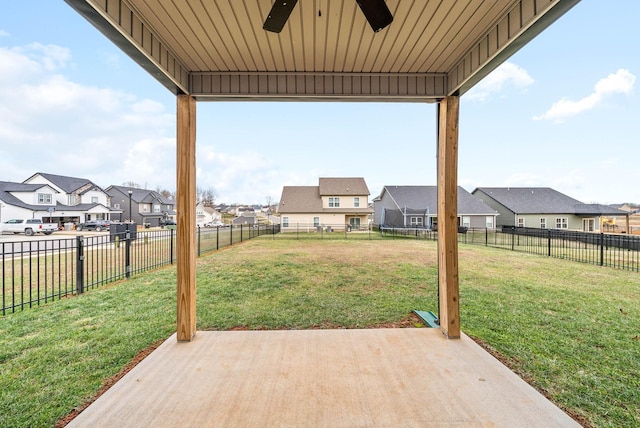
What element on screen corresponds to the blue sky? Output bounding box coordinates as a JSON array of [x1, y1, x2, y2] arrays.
[[1, 1, 638, 205]]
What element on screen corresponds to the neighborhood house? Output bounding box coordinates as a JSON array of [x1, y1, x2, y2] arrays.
[[278, 177, 373, 231], [0, 172, 119, 227], [472, 187, 627, 232], [373, 185, 498, 230]]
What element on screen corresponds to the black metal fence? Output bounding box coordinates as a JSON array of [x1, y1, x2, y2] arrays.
[[380, 225, 640, 272], [4, 223, 635, 315], [274, 223, 381, 240], [1, 224, 277, 315]]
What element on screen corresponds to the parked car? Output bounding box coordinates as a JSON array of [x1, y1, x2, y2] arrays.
[[160, 218, 176, 227], [0, 218, 57, 236], [204, 221, 225, 227], [76, 220, 112, 232]]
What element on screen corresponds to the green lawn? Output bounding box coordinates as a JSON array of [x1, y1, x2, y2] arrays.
[[0, 238, 638, 427]]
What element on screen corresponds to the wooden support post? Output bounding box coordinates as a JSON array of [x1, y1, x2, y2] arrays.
[[626, 214, 630, 234], [437, 96, 461, 339], [176, 95, 197, 341]]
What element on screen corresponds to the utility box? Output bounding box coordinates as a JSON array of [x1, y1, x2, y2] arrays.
[[110, 222, 137, 242]]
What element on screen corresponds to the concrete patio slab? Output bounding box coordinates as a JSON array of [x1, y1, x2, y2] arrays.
[[67, 328, 579, 427]]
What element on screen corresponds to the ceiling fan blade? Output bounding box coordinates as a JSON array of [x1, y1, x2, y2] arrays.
[[356, 0, 393, 33], [263, 0, 299, 33]]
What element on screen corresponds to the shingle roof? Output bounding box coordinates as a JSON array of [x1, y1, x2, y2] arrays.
[[473, 187, 626, 216], [0, 181, 112, 213], [574, 203, 628, 216], [318, 177, 369, 196], [278, 186, 323, 213], [379, 185, 496, 215], [108, 185, 174, 205], [278, 178, 373, 214], [0, 181, 57, 210], [28, 172, 95, 193]]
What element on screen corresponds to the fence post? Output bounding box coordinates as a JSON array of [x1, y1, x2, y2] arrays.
[[125, 228, 132, 278], [76, 236, 84, 294], [485, 228, 488, 246], [241, 224, 244, 242], [170, 228, 174, 264], [197, 226, 201, 257], [230, 225, 233, 246], [511, 227, 515, 251], [547, 229, 552, 257], [216, 226, 220, 250], [600, 233, 604, 266]]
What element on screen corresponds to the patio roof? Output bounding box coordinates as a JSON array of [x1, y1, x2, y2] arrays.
[[64, 0, 580, 101]]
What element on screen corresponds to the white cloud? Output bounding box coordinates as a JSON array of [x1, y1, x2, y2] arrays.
[[0, 41, 176, 190], [0, 30, 9, 37], [534, 69, 635, 123], [466, 62, 534, 102]]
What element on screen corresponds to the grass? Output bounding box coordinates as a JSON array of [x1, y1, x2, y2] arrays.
[[0, 238, 638, 427]]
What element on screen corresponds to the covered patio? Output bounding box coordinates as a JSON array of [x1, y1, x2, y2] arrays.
[[63, 0, 582, 425]]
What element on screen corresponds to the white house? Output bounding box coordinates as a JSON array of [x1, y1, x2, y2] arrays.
[[1, 172, 119, 226]]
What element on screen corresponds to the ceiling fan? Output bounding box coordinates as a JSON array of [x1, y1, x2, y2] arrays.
[[263, 0, 393, 34]]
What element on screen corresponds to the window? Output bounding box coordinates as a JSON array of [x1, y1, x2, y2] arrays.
[[462, 216, 471, 228], [517, 218, 525, 227], [486, 216, 494, 229], [38, 193, 52, 204], [410, 217, 423, 226], [91, 196, 98, 203], [142, 205, 148, 212], [313, 217, 320, 227], [114, 203, 120, 209], [354, 197, 360, 208], [154, 204, 161, 213], [556, 217, 568, 229], [282, 217, 289, 227], [69, 195, 77, 205], [540, 218, 547, 229], [328, 197, 340, 207]]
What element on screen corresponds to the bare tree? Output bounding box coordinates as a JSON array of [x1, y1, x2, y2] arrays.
[[122, 181, 141, 189], [154, 186, 175, 200], [196, 186, 218, 207]]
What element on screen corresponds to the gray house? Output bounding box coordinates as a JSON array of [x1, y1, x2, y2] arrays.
[[373, 185, 498, 229], [106, 186, 176, 227], [472, 187, 626, 232]]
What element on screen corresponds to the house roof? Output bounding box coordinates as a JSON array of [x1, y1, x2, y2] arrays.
[[107, 185, 174, 205], [0, 181, 116, 213], [378, 185, 496, 215], [0, 181, 60, 210], [278, 186, 323, 214], [279, 178, 374, 214], [473, 187, 626, 216], [319, 178, 370, 196], [26, 172, 99, 194]]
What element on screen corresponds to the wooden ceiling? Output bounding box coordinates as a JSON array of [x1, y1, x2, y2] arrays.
[[66, 0, 580, 101]]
